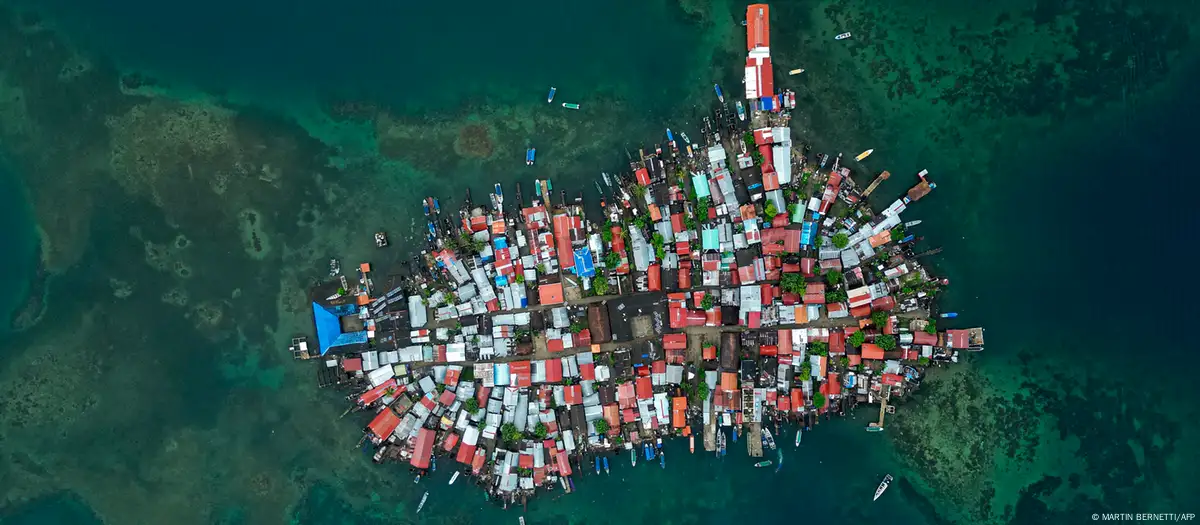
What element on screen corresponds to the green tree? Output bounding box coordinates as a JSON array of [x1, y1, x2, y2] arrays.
[[839, 356, 850, 368], [695, 197, 710, 222], [825, 290, 848, 303], [593, 275, 609, 296], [876, 334, 897, 351], [701, 292, 715, 310], [798, 365, 811, 381], [918, 357, 931, 366], [537, 263, 548, 274], [812, 392, 826, 409], [630, 184, 647, 199], [825, 270, 843, 285], [534, 422, 548, 439], [604, 251, 621, 268], [809, 342, 829, 356], [501, 423, 521, 445], [437, 384, 445, 394], [781, 273, 807, 294], [613, 434, 624, 446], [831, 232, 850, 249], [924, 320, 937, 334], [871, 311, 889, 328], [763, 201, 778, 218], [694, 381, 709, 402], [743, 132, 755, 151], [847, 331, 865, 348], [463, 396, 480, 413], [570, 321, 586, 334], [515, 274, 525, 284], [601, 228, 614, 243], [593, 418, 610, 435], [814, 236, 824, 248]]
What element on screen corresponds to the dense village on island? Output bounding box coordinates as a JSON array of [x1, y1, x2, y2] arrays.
[[288, 3, 985, 514]]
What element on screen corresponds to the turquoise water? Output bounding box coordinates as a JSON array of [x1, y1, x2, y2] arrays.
[[0, 0, 1198, 523]]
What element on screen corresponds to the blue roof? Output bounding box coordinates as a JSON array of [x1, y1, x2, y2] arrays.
[[692, 173, 711, 198], [800, 222, 815, 246], [702, 228, 720, 251], [760, 97, 775, 110], [494, 237, 508, 249], [313, 302, 368, 356], [573, 248, 596, 278]]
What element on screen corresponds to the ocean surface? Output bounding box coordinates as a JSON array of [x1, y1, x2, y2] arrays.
[[0, 0, 1197, 524]]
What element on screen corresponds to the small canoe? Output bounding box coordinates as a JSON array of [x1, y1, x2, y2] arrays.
[[940, 312, 958, 319], [689, 435, 695, 454], [449, 471, 460, 485], [789, 68, 805, 75], [562, 102, 580, 110], [856, 149, 874, 161]]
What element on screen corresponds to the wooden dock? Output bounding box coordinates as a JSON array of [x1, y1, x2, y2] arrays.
[[747, 424, 763, 458], [704, 417, 716, 452]]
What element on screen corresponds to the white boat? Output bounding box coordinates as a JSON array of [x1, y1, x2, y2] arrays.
[[795, 429, 802, 447], [449, 471, 460, 485], [789, 68, 805, 75], [874, 474, 893, 501], [835, 32, 852, 40], [520, 517, 527, 525], [417, 491, 429, 513], [904, 220, 922, 227], [736, 100, 746, 121]]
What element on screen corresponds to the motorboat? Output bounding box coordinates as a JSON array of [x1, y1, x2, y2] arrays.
[[690, 435, 695, 454], [754, 460, 773, 468], [526, 148, 536, 166], [374, 232, 388, 248], [714, 83, 725, 103], [905, 220, 922, 227], [603, 456, 610, 474], [680, 131, 691, 145], [417, 491, 429, 513], [449, 471, 460, 485], [835, 32, 852, 40], [602, 172, 613, 187], [631, 447, 637, 467], [866, 423, 884, 432], [856, 149, 874, 161], [736, 100, 746, 121], [329, 259, 340, 277], [659, 450, 665, 469], [562, 102, 580, 110], [762, 428, 777, 450], [940, 312, 958, 318], [547, 87, 556, 103], [795, 428, 802, 447], [874, 474, 893, 501], [789, 68, 805, 75]]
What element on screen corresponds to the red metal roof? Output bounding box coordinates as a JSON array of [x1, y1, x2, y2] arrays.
[[456, 443, 476, 464], [617, 382, 636, 408], [519, 453, 533, 469], [358, 378, 397, 406], [367, 407, 401, 440], [547, 338, 565, 353], [671, 213, 684, 233], [790, 388, 803, 411], [510, 360, 532, 387], [636, 376, 653, 399], [746, 4, 770, 50], [778, 330, 792, 355], [703, 345, 717, 360], [539, 283, 564, 305], [850, 305, 872, 318], [604, 404, 620, 434], [556, 450, 573, 476], [882, 373, 904, 386], [861, 343, 885, 360], [438, 389, 456, 406], [580, 362, 596, 381], [442, 431, 460, 452], [636, 167, 651, 186], [444, 368, 461, 387], [672, 397, 687, 428], [565, 384, 583, 405], [410, 427, 436, 469], [663, 333, 687, 350], [760, 344, 777, 357], [678, 262, 692, 289], [553, 213, 574, 269], [648, 264, 662, 291], [342, 358, 362, 372], [546, 359, 563, 383], [947, 330, 970, 348], [871, 296, 897, 311], [829, 331, 845, 355], [913, 331, 938, 346]]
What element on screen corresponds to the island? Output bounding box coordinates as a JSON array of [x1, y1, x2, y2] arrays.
[[292, 3, 984, 513]]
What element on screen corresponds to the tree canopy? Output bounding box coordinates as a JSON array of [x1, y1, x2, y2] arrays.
[[463, 396, 480, 413], [876, 334, 897, 351], [825, 270, 843, 285], [924, 320, 937, 334], [812, 392, 826, 409], [847, 330, 865, 348], [501, 422, 521, 444], [593, 418, 610, 435], [701, 292, 715, 310], [781, 274, 807, 294], [534, 422, 548, 439], [593, 275, 609, 296], [809, 341, 829, 356], [871, 311, 890, 329], [831, 232, 850, 249]]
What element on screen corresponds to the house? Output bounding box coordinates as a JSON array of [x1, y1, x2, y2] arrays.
[[539, 283, 564, 306]]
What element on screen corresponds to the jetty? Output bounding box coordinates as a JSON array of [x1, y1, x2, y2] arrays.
[[294, 2, 984, 508]]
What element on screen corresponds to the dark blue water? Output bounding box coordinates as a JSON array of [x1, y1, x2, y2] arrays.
[[0, 160, 36, 328]]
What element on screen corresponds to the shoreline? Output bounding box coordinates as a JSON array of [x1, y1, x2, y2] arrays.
[[296, 4, 984, 513]]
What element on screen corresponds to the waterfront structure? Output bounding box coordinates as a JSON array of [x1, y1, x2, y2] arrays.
[[299, 3, 984, 509]]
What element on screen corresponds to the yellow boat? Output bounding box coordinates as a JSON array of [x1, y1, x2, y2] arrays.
[[856, 149, 874, 161], [789, 68, 805, 75]]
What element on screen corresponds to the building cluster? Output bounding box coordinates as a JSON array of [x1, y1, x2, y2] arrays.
[[289, 2, 985, 507]]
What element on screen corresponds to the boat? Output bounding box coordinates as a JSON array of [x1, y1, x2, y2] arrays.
[[774, 449, 783, 473], [449, 471, 460, 485], [526, 148, 536, 166], [866, 423, 884, 432], [690, 435, 695, 454], [874, 474, 893, 501], [414, 474, 421, 484], [547, 87, 556, 103], [762, 428, 777, 450], [714, 83, 725, 103], [329, 258, 340, 277], [736, 100, 746, 121], [431, 456, 437, 472], [602, 172, 613, 187], [422, 199, 431, 216], [603, 456, 610, 474], [789, 68, 805, 75], [659, 450, 665, 469], [754, 460, 773, 468], [905, 220, 922, 227], [666, 128, 674, 143], [374, 231, 388, 248], [940, 312, 958, 319], [732, 426, 739, 443], [417, 491, 429, 513], [680, 131, 691, 145], [562, 102, 580, 110], [795, 428, 802, 447], [432, 197, 440, 214], [656, 438, 662, 449], [835, 32, 852, 40], [631, 447, 637, 467], [856, 149, 874, 161], [594, 457, 601, 475], [595, 181, 604, 195], [520, 518, 526, 525]]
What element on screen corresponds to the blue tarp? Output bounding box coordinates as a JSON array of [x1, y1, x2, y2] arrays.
[[313, 302, 368, 356], [800, 222, 815, 246], [493, 237, 508, 249], [573, 247, 596, 278], [760, 97, 775, 111]]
